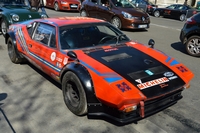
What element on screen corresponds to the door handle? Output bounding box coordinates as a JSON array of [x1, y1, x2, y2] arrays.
[[28, 44, 32, 47]]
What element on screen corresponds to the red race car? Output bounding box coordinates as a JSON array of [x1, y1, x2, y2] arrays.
[[5, 17, 194, 124]]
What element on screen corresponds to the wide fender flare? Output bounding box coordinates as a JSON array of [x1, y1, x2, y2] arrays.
[[5, 31, 22, 59], [60, 62, 100, 104]]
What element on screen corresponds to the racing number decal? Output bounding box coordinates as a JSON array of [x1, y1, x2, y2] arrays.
[[177, 66, 188, 73], [116, 82, 131, 92]]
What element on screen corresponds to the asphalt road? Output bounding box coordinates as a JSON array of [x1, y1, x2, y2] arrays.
[[0, 8, 200, 133]]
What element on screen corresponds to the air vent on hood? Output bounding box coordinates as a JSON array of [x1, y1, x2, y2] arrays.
[[102, 53, 132, 62], [128, 65, 167, 80]]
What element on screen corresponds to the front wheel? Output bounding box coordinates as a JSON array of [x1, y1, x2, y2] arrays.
[[1, 19, 8, 37], [7, 37, 25, 64], [154, 10, 160, 17], [180, 14, 186, 21], [54, 2, 59, 11], [111, 16, 122, 29], [185, 35, 200, 57], [62, 71, 87, 116]]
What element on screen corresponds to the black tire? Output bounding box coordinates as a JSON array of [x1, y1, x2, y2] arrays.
[[0, 19, 8, 37], [54, 2, 59, 11], [153, 10, 160, 17], [111, 16, 122, 29], [180, 14, 186, 21], [80, 10, 88, 17], [7, 37, 24, 64], [185, 35, 200, 57], [62, 71, 87, 116]]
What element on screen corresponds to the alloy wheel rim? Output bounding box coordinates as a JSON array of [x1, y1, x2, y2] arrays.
[[154, 11, 159, 17], [54, 3, 58, 10], [1, 22, 7, 35], [113, 18, 120, 28], [66, 83, 80, 107], [188, 38, 200, 55]]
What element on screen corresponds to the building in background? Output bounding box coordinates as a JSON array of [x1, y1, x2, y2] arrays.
[[149, 0, 197, 7]]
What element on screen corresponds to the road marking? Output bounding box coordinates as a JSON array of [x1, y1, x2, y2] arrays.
[[151, 23, 181, 31]]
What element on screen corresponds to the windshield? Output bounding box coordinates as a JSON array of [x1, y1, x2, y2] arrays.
[[112, 0, 135, 8], [59, 23, 130, 49], [0, 0, 30, 6]]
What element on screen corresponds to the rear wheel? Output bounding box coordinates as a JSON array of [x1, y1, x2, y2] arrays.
[[153, 10, 160, 17], [62, 71, 87, 116], [185, 35, 200, 57], [1, 19, 8, 37], [180, 14, 186, 21], [80, 10, 88, 17], [54, 2, 59, 11], [111, 16, 122, 29], [7, 37, 25, 64]]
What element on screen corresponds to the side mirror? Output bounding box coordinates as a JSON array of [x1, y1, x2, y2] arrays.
[[67, 51, 79, 63], [67, 51, 77, 58], [148, 39, 155, 48]]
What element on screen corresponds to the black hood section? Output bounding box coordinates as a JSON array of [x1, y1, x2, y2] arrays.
[[85, 46, 185, 99]]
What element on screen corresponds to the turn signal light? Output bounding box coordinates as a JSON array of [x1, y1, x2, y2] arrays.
[[123, 105, 137, 113], [183, 83, 190, 89]]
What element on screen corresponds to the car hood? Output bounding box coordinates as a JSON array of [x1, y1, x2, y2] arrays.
[[117, 7, 148, 16], [72, 42, 194, 107], [2, 6, 43, 18]]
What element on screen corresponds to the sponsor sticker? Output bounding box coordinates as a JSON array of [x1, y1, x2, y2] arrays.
[[168, 76, 178, 80], [135, 79, 142, 84], [137, 77, 169, 90], [50, 52, 56, 61], [104, 48, 118, 52], [164, 72, 174, 77], [63, 57, 68, 65], [145, 70, 154, 75]]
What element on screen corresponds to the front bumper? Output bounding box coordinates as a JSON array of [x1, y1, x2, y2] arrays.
[[87, 89, 183, 124]]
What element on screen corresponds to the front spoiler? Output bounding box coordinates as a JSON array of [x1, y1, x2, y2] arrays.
[[87, 89, 183, 125]]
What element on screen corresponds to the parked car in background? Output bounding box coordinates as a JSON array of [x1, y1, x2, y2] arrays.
[[180, 13, 200, 57], [130, 0, 157, 15], [45, 0, 80, 11], [0, 0, 48, 37], [80, 0, 150, 30], [153, 4, 199, 21], [5, 17, 194, 124]]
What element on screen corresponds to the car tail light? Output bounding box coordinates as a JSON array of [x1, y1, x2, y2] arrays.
[[192, 10, 197, 14], [186, 17, 196, 24], [147, 5, 152, 9]]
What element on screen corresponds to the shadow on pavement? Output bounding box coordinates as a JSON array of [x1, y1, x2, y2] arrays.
[[171, 41, 188, 55], [0, 93, 16, 133]]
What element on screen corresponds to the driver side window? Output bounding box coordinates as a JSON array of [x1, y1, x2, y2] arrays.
[[33, 23, 56, 48]]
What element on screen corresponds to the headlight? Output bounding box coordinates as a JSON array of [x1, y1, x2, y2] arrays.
[[122, 11, 135, 19], [61, 1, 67, 4], [41, 14, 48, 18], [11, 14, 19, 21]]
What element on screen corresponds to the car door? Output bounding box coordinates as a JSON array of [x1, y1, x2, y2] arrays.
[[163, 4, 177, 17], [31, 22, 61, 76], [96, 0, 114, 21], [86, 0, 100, 18], [170, 5, 184, 17]]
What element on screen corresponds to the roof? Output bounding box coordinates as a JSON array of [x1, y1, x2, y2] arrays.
[[39, 16, 106, 27]]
